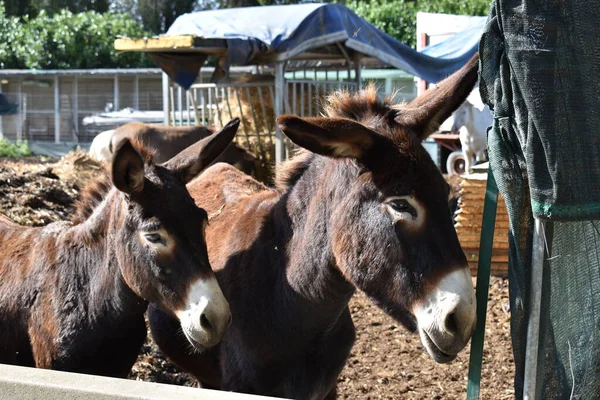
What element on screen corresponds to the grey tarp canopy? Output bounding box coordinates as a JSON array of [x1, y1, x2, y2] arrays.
[[480, 0, 600, 398], [116, 3, 480, 89], [114, 3, 482, 164]]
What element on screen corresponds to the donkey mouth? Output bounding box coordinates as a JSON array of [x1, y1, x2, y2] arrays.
[[420, 330, 457, 364], [182, 329, 217, 351]]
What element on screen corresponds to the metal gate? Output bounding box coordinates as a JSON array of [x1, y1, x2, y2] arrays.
[[167, 74, 358, 167]]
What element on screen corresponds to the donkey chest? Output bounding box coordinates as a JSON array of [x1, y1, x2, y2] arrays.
[[36, 305, 147, 376], [222, 308, 356, 399]]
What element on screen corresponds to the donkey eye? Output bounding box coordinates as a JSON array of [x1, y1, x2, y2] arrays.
[[144, 233, 163, 244], [390, 199, 412, 213]]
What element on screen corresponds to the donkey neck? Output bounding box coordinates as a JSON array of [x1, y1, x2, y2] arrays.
[[274, 157, 356, 327], [68, 190, 147, 319]]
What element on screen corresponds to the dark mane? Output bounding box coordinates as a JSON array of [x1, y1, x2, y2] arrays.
[[275, 85, 407, 191], [326, 85, 420, 154], [275, 150, 314, 189], [323, 84, 397, 130], [71, 138, 155, 225], [71, 174, 112, 225]]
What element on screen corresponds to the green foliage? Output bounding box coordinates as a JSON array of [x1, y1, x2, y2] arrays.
[[344, 0, 492, 48], [0, 139, 31, 158], [3, 0, 109, 17], [0, 2, 153, 69], [137, 0, 197, 34], [0, 3, 26, 68]]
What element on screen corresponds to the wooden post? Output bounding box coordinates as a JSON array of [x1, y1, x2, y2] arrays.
[[54, 76, 60, 144]]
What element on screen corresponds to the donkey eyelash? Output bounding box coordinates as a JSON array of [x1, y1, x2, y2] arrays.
[[144, 233, 163, 244], [141, 222, 161, 232]]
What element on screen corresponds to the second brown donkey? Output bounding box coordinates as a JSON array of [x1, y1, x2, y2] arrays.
[[149, 57, 480, 399], [0, 119, 240, 377]]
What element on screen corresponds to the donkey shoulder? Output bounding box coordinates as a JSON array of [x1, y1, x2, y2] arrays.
[[0, 214, 17, 228], [189, 163, 269, 213]]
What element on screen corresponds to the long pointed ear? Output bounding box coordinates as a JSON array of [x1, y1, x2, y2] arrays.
[[112, 139, 145, 195], [277, 115, 378, 159], [397, 53, 479, 141], [162, 118, 240, 183]]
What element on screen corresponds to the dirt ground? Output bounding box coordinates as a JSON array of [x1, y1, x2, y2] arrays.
[[0, 153, 514, 399]]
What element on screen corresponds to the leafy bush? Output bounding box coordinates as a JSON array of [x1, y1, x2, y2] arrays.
[[0, 139, 31, 158], [0, 2, 153, 69], [0, 3, 26, 68]]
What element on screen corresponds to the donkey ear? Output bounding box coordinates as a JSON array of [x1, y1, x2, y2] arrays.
[[277, 115, 377, 159], [163, 118, 240, 183], [397, 53, 479, 141], [112, 139, 145, 195]]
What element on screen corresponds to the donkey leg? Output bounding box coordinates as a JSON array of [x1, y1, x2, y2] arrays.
[[324, 386, 338, 400], [282, 308, 355, 400], [147, 305, 222, 388]]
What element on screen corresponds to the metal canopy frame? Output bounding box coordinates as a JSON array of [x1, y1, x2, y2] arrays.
[[117, 35, 374, 166]]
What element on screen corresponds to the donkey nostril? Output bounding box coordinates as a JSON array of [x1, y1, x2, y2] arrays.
[[228, 314, 233, 327], [445, 312, 458, 334], [200, 313, 213, 332]]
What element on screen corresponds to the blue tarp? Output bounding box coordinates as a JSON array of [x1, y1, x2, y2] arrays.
[[156, 3, 484, 89]]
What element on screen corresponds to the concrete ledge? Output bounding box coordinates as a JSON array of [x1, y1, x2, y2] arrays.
[[0, 364, 283, 400]]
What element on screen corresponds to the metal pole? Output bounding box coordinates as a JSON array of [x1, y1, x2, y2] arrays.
[[162, 72, 170, 125], [177, 86, 183, 126], [72, 76, 78, 142], [0, 80, 4, 139], [523, 218, 547, 400], [353, 54, 362, 88], [16, 80, 22, 141], [186, 91, 191, 126], [133, 75, 139, 110], [54, 76, 60, 144], [113, 75, 119, 111], [274, 62, 286, 166], [466, 168, 498, 399]]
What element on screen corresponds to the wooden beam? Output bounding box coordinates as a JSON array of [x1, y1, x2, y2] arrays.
[[114, 36, 196, 51]]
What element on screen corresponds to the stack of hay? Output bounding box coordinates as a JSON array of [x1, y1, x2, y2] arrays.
[[454, 167, 510, 277], [214, 74, 321, 164]]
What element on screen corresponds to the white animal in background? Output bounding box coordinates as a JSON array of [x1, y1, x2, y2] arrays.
[[451, 94, 493, 174], [88, 129, 114, 163]]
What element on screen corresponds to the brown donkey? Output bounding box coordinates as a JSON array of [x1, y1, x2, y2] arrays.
[[148, 56, 480, 399], [0, 119, 240, 377]]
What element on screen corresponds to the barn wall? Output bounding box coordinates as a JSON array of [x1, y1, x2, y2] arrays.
[[0, 71, 162, 143]]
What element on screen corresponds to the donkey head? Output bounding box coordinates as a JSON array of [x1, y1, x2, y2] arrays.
[[110, 118, 240, 350], [277, 56, 479, 363]]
